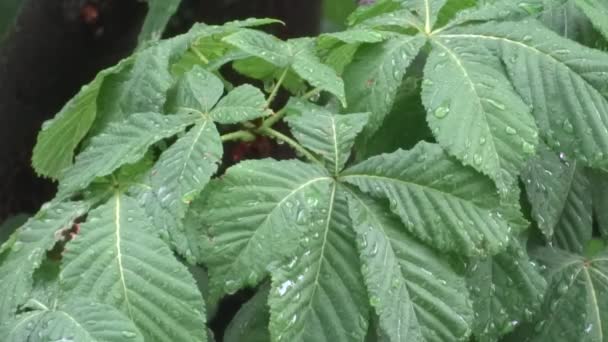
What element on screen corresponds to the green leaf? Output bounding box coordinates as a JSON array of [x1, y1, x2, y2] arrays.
[[320, 29, 389, 45], [588, 169, 608, 238], [0, 300, 143, 342], [347, 0, 403, 27], [467, 240, 547, 341], [32, 58, 134, 179], [422, 37, 538, 193], [532, 248, 608, 341], [167, 66, 224, 114], [347, 189, 474, 342], [268, 186, 369, 342], [61, 194, 206, 342], [285, 99, 370, 174], [343, 35, 426, 141], [440, 20, 608, 168], [138, 0, 182, 45], [323, 0, 358, 28], [0, 201, 88, 321], [341, 142, 525, 256], [224, 284, 271, 342], [224, 29, 292, 67], [354, 9, 424, 31], [224, 31, 346, 104], [139, 118, 222, 256], [443, 0, 543, 29], [406, 0, 448, 31], [201, 160, 333, 298], [575, 0, 608, 40], [58, 112, 197, 195], [522, 143, 592, 253], [211, 84, 269, 123]]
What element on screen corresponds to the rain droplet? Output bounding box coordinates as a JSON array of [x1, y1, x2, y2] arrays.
[[562, 119, 574, 133], [505, 126, 517, 135], [434, 106, 450, 119]]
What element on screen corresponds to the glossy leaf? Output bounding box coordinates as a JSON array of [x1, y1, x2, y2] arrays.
[[341, 142, 525, 256], [347, 190, 474, 342]]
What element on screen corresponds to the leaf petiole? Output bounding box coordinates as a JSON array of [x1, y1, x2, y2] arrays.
[[257, 126, 321, 164]]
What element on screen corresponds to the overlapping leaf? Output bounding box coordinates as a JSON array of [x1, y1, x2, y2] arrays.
[[0, 201, 88, 321], [341, 142, 526, 256], [532, 248, 608, 341], [285, 99, 369, 174], [342, 35, 426, 141], [223, 30, 346, 104], [347, 190, 473, 342], [0, 300, 143, 342], [440, 20, 608, 168], [58, 112, 197, 195], [138, 0, 182, 44], [589, 169, 608, 238], [61, 194, 207, 342], [467, 240, 547, 341], [422, 37, 538, 193], [522, 143, 592, 252], [224, 285, 271, 342], [574, 0, 608, 40], [268, 186, 369, 342], [200, 160, 333, 299]]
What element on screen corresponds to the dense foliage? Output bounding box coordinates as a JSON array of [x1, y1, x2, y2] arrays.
[[1, 0, 608, 341]]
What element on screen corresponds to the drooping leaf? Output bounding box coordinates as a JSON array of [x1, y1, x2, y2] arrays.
[[343, 35, 426, 141], [166, 65, 224, 114], [139, 118, 222, 255], [467, 240, 547, 341], [0, 201, 88, 321], [61, 194, 207, 342], [200, 160, 333, 299], [58, 112, 197, 196], [422, 37, 538, 193], [138, 0, 182, 45], [440, 20, 608, 168], [531, 248, 608, 341], [32, 58, 134, 179], [347, 189, 474, 342], [211, 84, 269, 123], [341, 142, 525, 256], [224, 284, 271, 342], [522, 143, 592, 252], [286, 98, 370, 174], [268, 186, 369, 342], [0, 300, 144, 342]]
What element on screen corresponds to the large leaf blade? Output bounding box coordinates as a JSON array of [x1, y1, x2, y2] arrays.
[[268, 186, 369, 342], [347, 189, 474, 342], [423, 37, 538, 193], [61, 194, 207, 342], [341, 142, 525, 256]]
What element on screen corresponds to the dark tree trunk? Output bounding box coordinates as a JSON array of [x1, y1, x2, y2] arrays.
[[0, 0, 321, 221]]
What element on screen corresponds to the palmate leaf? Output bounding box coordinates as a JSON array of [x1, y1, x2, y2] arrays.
[[467, 240, 547, 341], [61, 194, 206, 342], [285, 99, 370, 175], [0, 201, 88, 322], [167, 65, 225, 114], [200, 160, 333, 299], [532, 248, 608, 341], [574, 0, 608, 40], [268, 185, 369, 342], [341, 142, 526, 256], [347, 189, 473, 342], [439, 20, 608, 168], [522, 142, 592, 253], [342, 35, 426, 141], [58, 112, 197, 196], [32, 58, 134, 179], [0, 300, 143, 342], [223, 30, 346, 105], [422, 37, 539, 193]]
